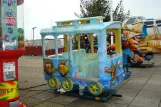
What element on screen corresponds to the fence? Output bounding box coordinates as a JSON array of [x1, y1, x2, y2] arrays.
[[24, 46, 64, 56], [24, 46, 98, 56]]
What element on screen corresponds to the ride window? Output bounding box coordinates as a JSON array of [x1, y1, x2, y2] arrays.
[[106, 29, 121, 54], [72, 34, 95, 53], [44, 35, 64, 57]]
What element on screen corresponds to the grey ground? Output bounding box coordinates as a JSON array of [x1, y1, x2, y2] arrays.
[[18, 55, 161, 107]]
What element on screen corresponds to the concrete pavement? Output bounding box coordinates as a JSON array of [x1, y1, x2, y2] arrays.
[[18, 55, 161, 107]]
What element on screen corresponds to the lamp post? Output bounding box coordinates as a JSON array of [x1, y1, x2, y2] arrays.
[[32, 27, 37, 46], [110, 0, 114, 45], [110, 0, 113, 22]]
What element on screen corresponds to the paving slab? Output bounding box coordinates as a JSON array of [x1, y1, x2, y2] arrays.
[[136, 90, 161, 99], [19, 90, 43, 99], [134, 71, 153, 78], [141, 67, 157, 73], [154, 69, 161, 74], [153, 59, 161, 66], [66, 99, 101, 107], [116, 88, 140, 97], [108, 96, 134, 105], [97, 102, 128, 107], [127, 68, 143, 76], [21, 97, 45, 107], [148, 74, 161, 79], [142, 83, 161, 92], [31, 91, 56, 101], [18, 66, 44, 78], [18, 57, 43, 68], [128, 68, 143, 72], [121, 81, 145, 90], [19, 78, 47, 89], [159, 103, 161, 107], [146, 78, 161, 86], [34, 101, 65, 107], [130, 97, 160, 107], [132, 76, 150, 81], [155, 66, 161, 71], [126, 77, 148, 85], [49, 95, 78, 105]]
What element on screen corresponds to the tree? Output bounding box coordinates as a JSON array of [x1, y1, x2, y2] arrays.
[[113, 0, 130, 22], [75, 0, 130, 22]]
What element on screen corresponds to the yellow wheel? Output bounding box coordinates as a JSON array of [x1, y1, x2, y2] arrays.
[[61, 78, 73, 91], [87, 82, 103, 96], [48, 76, 60, 89]]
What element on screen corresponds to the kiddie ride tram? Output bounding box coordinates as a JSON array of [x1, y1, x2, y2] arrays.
[[0, 0, 26, 107], [40, 16, 130, 102], [107, 30, 154, 68], [122, 22, 161, 67]]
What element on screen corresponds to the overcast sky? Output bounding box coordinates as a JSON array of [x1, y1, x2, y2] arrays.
[[23, 0, 161, 40]]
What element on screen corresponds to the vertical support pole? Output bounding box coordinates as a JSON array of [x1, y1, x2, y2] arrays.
[[32, 27, 37, 46], [111, 33, 114, 44], [77, 34, 80, 50], [54, 35, 58, 59], [33, 29, 34, 46], [110, 0, 113, 22], [61, 22, 71, 52], [41, 36, 46, 58], [64, 35, 68, 52], [97, 30, 107, 81], [89, 33, 94, 53], [68, 35, 73, 65], [115, 29, 121, 54]]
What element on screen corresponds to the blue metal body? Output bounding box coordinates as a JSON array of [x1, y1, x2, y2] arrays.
[[40, 16, 125, 90]]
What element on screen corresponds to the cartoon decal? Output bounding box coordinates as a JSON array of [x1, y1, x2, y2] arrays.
[[104, 62, 120, 86], [4, 8, 16, 26], [73, 68, 82, 78], [8, 28, 13, 34], [44, 59, 55, 75], [58, 60, 70, 77], [2, 0, 7, 4], [0, 81, 19, 100], [2, 0, 16, 5], [77, 68, 82, 72], [1, 0, 18, 50], [8, 0, 17, 6], [44, 59, 70, 77]]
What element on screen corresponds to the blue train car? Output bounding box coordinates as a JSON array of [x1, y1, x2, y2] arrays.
[[40, 16, 125, 99]]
